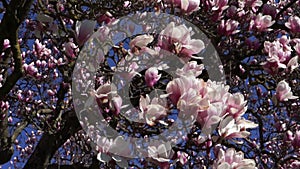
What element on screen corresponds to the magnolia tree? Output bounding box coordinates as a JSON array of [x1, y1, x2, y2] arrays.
[[0, 0, 300, 168]]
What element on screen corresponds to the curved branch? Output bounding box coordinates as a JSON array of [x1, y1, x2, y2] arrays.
[[23, 110, 81, 169]]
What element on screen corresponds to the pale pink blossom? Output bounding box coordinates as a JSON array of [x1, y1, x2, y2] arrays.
[[219, 116, 258, 140], [291, 161, 300, 168], [261, 57, 286, 75], [170, 0, 200, 14], [145, 67, 161, 88], [178, 87, 204, 119], [158, 22, 205, 60], [8, 116, 13, 123], [0, 74, 3, 87], [123, 1, 131, 7], [110, 96, 122, 115], [97, 12, 114, 25], [23, 62, 39, 77], [96, 136, 130, 168], [130, 34, 154, 54], [287, 56, 299, 72], [213, 148, 256, 169], [262, 38, 293, 74], [288, 130, 300, 148], [176, 61, 204, 77], [139, 95, 167, 126], [285, 16, 300, 33], [0, 101, 9, 112], [76, 20, 96, 46], [148, 143, 174, 163], [64, 42, 78, 58], [3, 39, 10, 50], [117, 62, 140, 83], [205, 80, 230, 102], [94, 84, 122, 115], [177, 151, 189, 165], [218, 19, 240, 36], [47, 89, 55, 96], [225, 93, 247, 119], [275, 80, 298, 101], [33, 39, 52, 59], [166, 75, 205, 105], [210, 0, 228, 12], [244, 0, 263, 12], [294, 41, 300, 55], [92, 26, 111, 42], [198, 102, 223, 135], [250, 13, 275, 31]]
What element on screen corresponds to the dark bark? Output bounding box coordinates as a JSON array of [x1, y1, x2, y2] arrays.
[[23, 110, 82, 169], [0, 0, 33, 164]]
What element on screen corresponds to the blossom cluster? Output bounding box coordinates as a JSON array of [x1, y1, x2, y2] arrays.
[[262, 35, 299, 75], [93, 20, 258, 168]]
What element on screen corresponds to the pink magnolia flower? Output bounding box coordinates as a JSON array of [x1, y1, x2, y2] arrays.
[[177, 151, 189, 165], [213, 148, 256, 169], [130, 34, 154, 54], [292, 132, 300, 148], [145, 67, 161, 88], [117, 62, 140, 84], [170, 0, 200, 14], [218, 19, 240, 36], [204, 80, 230, 102], [166, 75, 205, 105], [64, 42, 78, 59], [261, 57, 286, 75], [291, 161, 300, 168], [94, 84, 122, 115], [76, 20, 96, 46], [225, 93, 247, 119], [250, 13, 275, 31], [158, 22, 205, 60], [97, 12, 114, 24], [244, 0, 263, 12], [287, 56, 299, 72], [285, 16, 300, 33], [0, 101, 9, 112], [219, 116, 258, 141], [23, 62, 39, 77], [198, 102, 224, 135], [91, 26, 111, 42], [96, 136, 130, 168], [0, 74, 3, 87], [123, 1, 131, 7], [178, 87, 204, 120], [176, 61, 204, 77], [148, 143, 174, 163], [47, 89, 56, 96], [295, 41, 300, 55], [139, 95, 167, 126], [110, 96, 122, 115], [210, 0, 228, 12], [3, 39, 10, 50], [33, 39, 52, 59], [275, 80, 298, 101], [262, 37, 294, 74]]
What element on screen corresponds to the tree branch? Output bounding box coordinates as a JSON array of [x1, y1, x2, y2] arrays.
[[0, 0, 34, 164], [23, 110, 82, 169]]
